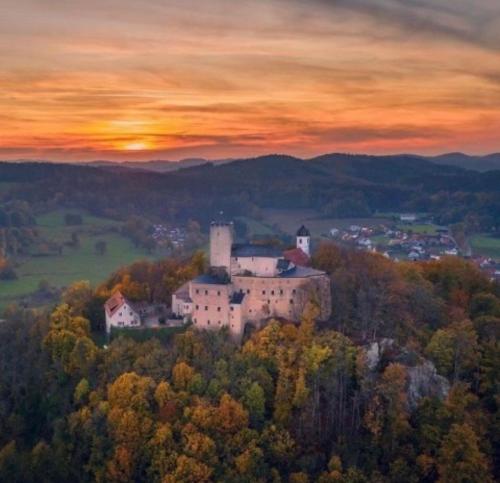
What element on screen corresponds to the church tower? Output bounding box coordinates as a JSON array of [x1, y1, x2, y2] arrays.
[[296, 225, 311, 256], [210, 221, 233, 273]]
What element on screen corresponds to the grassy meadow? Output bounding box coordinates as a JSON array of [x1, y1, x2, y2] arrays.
[[470, 234, 500, 260], [0, 210, 158, 309]]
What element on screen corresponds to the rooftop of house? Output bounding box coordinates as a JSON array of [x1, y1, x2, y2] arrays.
[[296, 225, 311, 237], [230, 292, 245, 304], [231, 243, 283, 258], [192, 273, 231, 285], [277, 258, 292, 271], [283, 247, 310, 267], [279, 265, 326, 278], [104, 291, 126, 317], [173, 281, 190, 298]]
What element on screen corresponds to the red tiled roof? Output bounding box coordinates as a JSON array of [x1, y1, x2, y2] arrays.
[[283, 247, 310, 267], [104, 291, 126, 317]]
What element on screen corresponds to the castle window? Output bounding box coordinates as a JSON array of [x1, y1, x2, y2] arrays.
[[207, 320, 210, 325], [290, 299, 294, 304], [299, 239, 302, 244], [205, 290, 208, 295], [205, 306, 208, 311], [230, 306, 234, 311], [262, 290, 266, 295], [280, 289, 284, 295], [218, 321, 221, 325], [217, 291, 221, 296], [292, 289, 297, 294], [247, 289, 250, 294], [217, 307, 221, 312], [194, 318, 197, 324], [195, 289, 199, 294], [271, 290, 275, 295]]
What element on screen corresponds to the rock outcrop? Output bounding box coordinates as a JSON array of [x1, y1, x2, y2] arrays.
[[362, 339, 450, 410], [406, 360, 450, 410]]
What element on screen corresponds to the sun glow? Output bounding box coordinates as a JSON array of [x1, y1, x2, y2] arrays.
[[123, 141, 151, 151]]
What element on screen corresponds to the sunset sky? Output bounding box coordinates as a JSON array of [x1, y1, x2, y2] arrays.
[[1, 0, 500, 161]]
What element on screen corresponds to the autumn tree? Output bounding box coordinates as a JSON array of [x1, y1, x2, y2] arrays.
[[437, 423, 492, 483]]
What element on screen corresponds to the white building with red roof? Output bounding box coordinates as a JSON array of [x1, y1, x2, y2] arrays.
[[104, 291, 141, 333]]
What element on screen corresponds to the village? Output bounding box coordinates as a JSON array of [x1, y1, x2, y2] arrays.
[[329, 214, 458, 261], [329, 213, 500, 282]]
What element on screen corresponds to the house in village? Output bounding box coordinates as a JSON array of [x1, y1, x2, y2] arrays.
[[171, 222, 331, 341], [104, 292, 141, 333]]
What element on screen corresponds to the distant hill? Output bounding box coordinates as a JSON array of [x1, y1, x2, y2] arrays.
[[80, 152, 500, 173], [4, 152, 500, 172], [83, 157, 234, 173], [427, 152, 500, 172], [1, 153, 499, 231]]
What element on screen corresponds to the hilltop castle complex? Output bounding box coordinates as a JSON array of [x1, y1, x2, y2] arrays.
[[171, 222, 331, 340]]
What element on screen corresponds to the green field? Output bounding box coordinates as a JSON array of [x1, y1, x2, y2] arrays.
[[236, 216, 277, 237], [470, 234, 500, 260], [0, 210, 159, 309]]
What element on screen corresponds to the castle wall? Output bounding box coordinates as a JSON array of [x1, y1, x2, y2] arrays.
[[232, 275, 327, 323], [229, 299, 245, 342], [230, 256, 278, 277], [190, 282, 232, 330]]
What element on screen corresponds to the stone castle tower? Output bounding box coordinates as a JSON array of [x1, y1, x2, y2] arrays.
[[209, 221, 233, 273], [296, 225, 311, 256]]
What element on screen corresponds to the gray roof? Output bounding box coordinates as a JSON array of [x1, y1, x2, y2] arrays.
[[192, 274, 230, 285], [296, 225, 311, 237], [173, 281, 190, 297], [279, 266, 326, 278], [277, 258, 291, 271], [231, 243, 283, 258], [230, 292, 245, 304]]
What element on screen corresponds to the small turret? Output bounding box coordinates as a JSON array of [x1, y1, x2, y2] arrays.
[[296, 225, 311, 256]]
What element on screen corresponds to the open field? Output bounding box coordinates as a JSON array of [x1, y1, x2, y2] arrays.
[[236, 216, 278, 237], [35, 209, 122, 240], [0, 210, 159, 309], [261, 209, 391, 237], [470, 234, 500, 260]]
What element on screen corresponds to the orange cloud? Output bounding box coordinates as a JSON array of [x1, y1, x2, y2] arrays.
[[1, 0, 500, 161]]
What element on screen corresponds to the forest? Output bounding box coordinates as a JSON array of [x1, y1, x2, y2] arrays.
[[1, 154, 499, 230], [0, 244, 498, 482]]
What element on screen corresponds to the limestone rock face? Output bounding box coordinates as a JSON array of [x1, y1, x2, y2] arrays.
[[406, 360, 450, 410], [362, 339, 450, 410], [364, 338, 395, 371]]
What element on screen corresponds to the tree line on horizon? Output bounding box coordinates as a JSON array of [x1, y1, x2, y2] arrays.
[[0, 155, 499, 231]]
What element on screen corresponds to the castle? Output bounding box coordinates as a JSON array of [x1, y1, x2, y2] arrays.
[[172, 222, 331, 340]]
